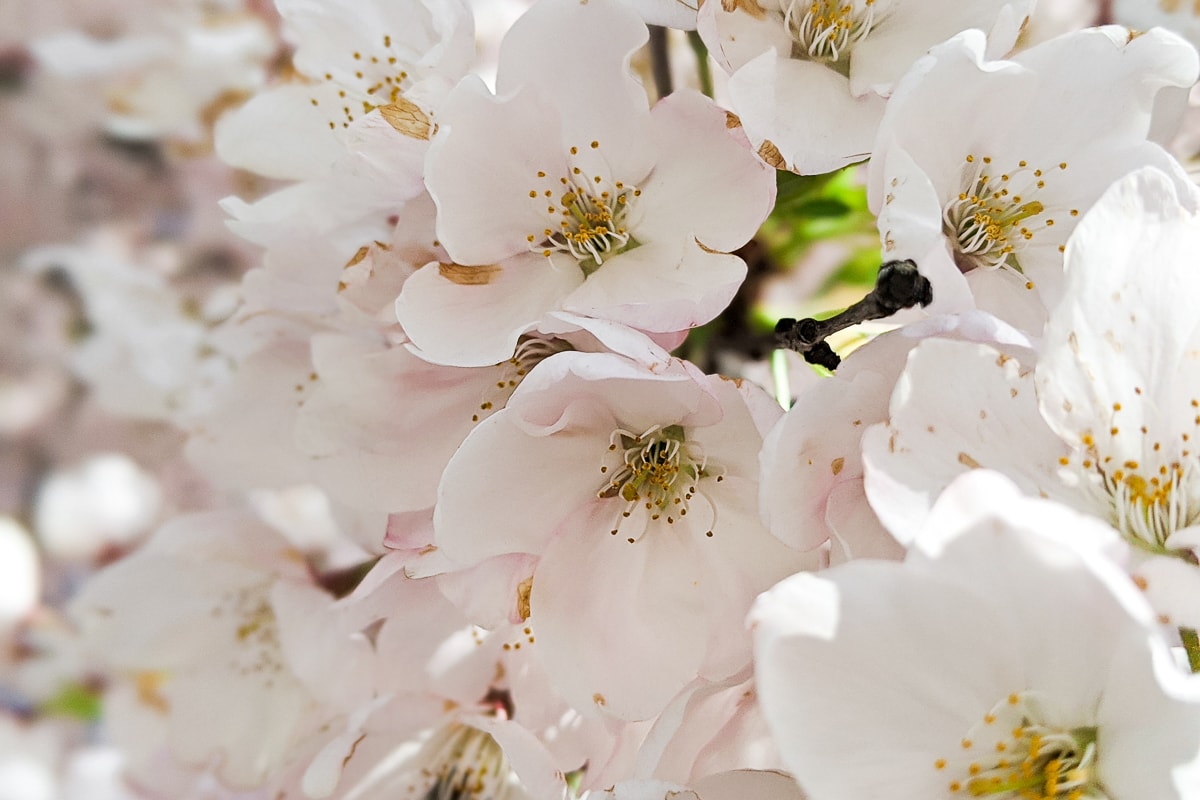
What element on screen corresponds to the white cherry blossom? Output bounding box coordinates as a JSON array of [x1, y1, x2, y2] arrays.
[[697, 0, 1032, 174], [864, 167, 1200, 627], [752, 470, 1200, 800], [870, 27, 1198, 332]]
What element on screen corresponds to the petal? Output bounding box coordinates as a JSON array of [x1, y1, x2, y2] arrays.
[[563, 239, 745, 333], [727, 49, 884, 175], [396, 253, 583, 368], [1038, 167, 1200, 463], [433, 408, 601, 566], [635, 89, 775, 252], [425, 76, 570, 265], [1133, 556, 1200, 630], [495, 0, 653, 167], [862, 338, 1072, 544], [532, 503, 708, 721], [759, 370, 889, 552], [849, 0, 1033, 97], [214, 83, 346, 180]]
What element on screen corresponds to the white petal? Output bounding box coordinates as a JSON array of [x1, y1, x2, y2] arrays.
[[727, 49, 884, 174], [863, 338, 1070, 543], [396, 253, 582, 368]]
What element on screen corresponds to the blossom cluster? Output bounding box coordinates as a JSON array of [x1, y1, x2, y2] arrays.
[[7, 0, 1200, 798]]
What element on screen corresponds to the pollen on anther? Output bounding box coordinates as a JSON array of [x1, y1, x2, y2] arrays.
[[590, 140, 599, 148], [935, 759, 947, 770], [961, 738, 972, 749], [705, 531, 714, 538], [949, 781, 962, 792], [570, 146, 578, 155]]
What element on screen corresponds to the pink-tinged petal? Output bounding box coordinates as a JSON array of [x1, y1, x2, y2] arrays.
[[589, 780, 696, 800], [433, 409, 601, 566], [692, 497, 812, 682], [697, 0, 792, 74], [214, 83, 345, 180], [185, 340, 314, 491], [760, 370, 889, 552], [540, 311, 674, 368], [533, 503, 708, 721], [495, 0, 653, 170], [504, 351, 720, 436], [396, 252, 582, 368], [727, 49, 884, 174], [296, 332, 503, 513], [425, 76, 570, 265], [635, 90, 775, 252], [436, 553, 537, 628], [863, 339, 1072, 544], [849, 0, 1032, 97], [165, 663, 310, 788], [272, 580, 374, 711], [563, 239, 745, 334], [1002, 27, 1197, 154], [690, 376, 781, 475], [826, 480, 906, 563], [280, 0, 474, 83], [692, 770, 806, 800], [467, 715, 568, 799]]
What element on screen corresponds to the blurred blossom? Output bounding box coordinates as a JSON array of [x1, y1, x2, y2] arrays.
[[0, 518, 39, 634], [34, 453, 163, 561]]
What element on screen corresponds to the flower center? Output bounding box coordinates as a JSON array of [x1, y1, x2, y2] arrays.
[[1062, 412, 1200, 558], [470, 335, 575, 424], [309, 34, 411, 131], [936, 693, 1108, 799], [597, 424, 724, 541], [222, 583, 285, 678], [527, 141, 640, 275], [942, 154, 1078, 274], [781, 0, 879, 66], [417, 723, 521, 800]]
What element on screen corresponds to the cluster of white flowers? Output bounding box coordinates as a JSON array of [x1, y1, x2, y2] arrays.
[[9, 0, 1200, 798]]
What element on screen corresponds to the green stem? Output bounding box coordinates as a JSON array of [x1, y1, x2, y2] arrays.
[[1181, 627, 1200, 673], [687, 31, 713, 98]]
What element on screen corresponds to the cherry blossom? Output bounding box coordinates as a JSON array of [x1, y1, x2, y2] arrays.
[[869, 27, 1198, 331], [434, 351, 811, 720], [864, 167, 1200, 627], [69, 512, 374, 788], [753, 470, 1200, 799], [397, 0, 775, 367], [697, 0, 1032, 174]]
